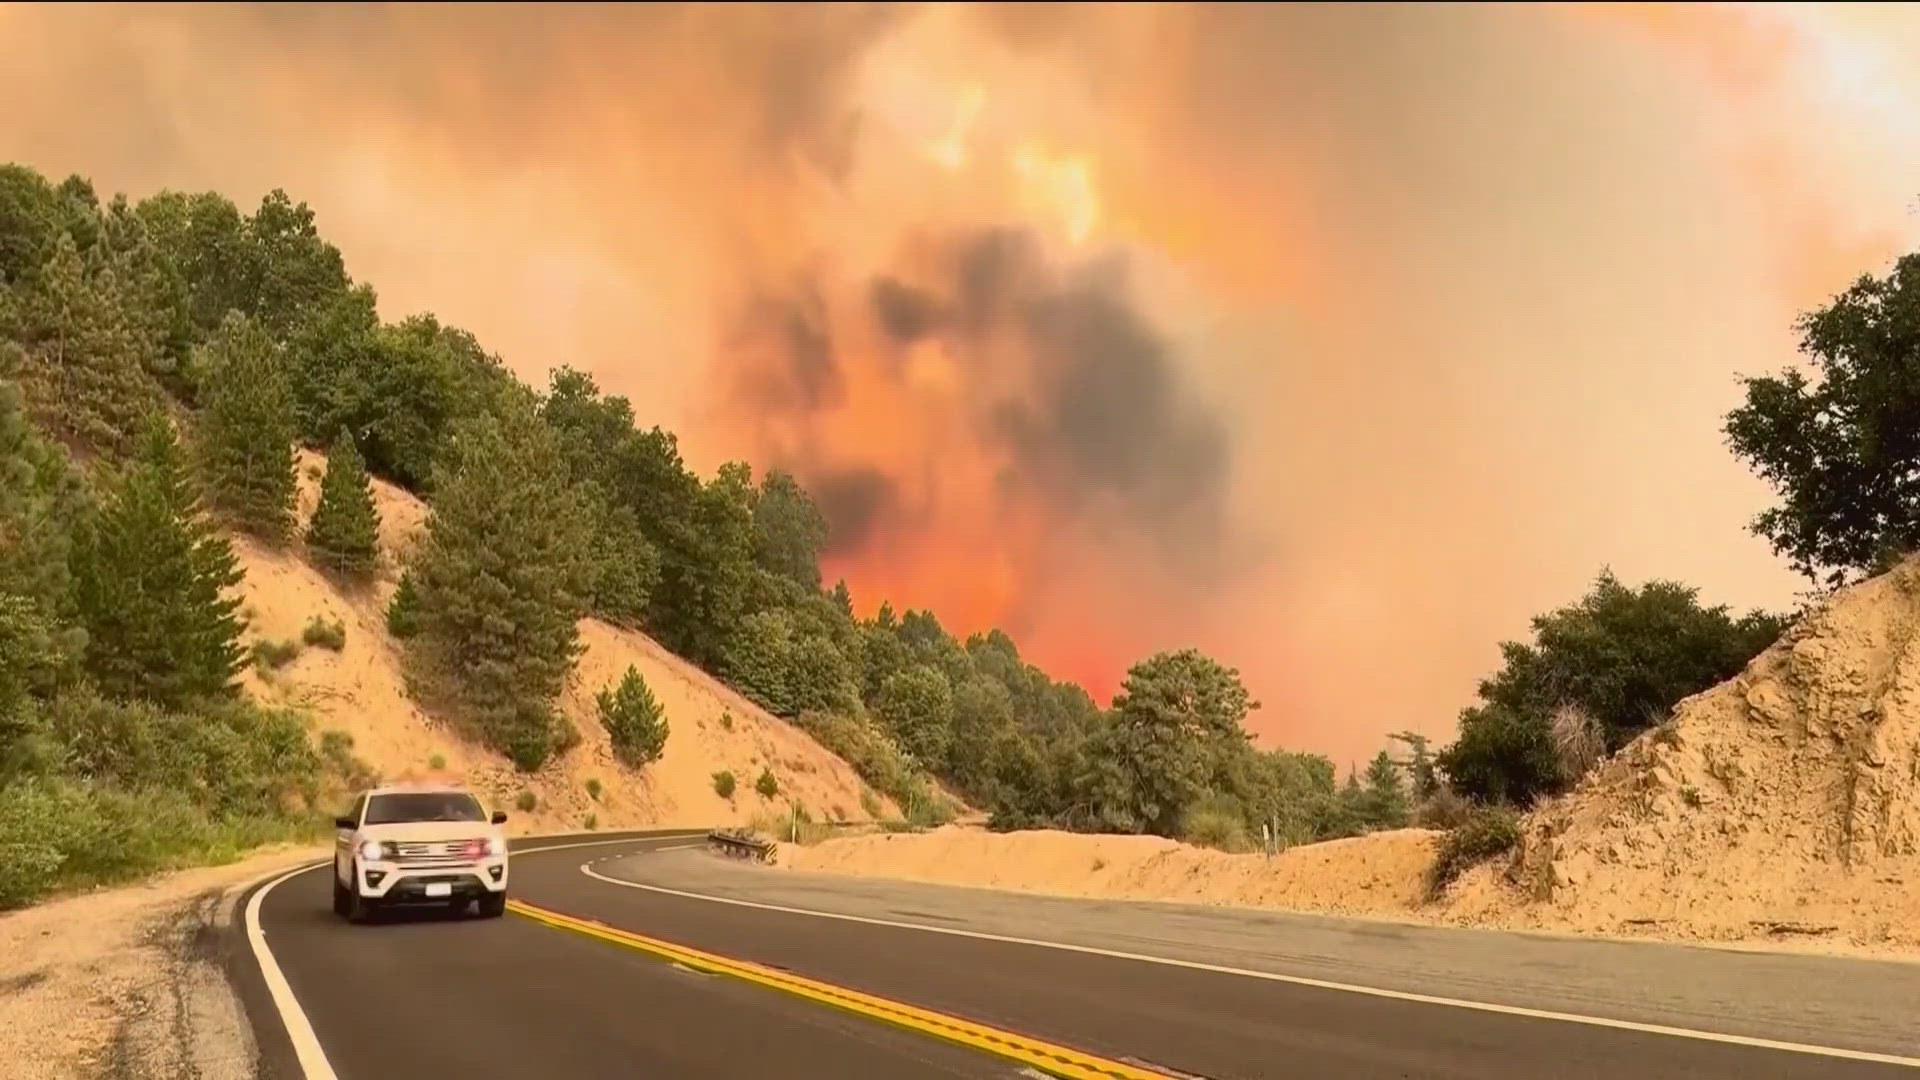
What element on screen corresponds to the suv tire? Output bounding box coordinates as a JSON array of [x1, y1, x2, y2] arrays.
[[345, 862, 377, 923], [331, 875, 350, 917], [477, 891, 507, 918]]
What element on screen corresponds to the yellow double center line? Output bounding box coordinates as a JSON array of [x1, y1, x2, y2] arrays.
[[508, 898, 1172, 1080]]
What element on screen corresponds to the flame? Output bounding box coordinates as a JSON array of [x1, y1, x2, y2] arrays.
[[928, 83, 984, 170], [1012, 144, 1101, 246]]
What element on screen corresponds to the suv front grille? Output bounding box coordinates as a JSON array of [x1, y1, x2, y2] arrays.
[[392, 839, 481, 865]]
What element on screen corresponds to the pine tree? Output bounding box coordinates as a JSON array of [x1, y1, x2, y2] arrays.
[[70, 417, 246, 708], [307, 426, 380, 577], [8, 232, 162, 457], [0, 369, 88, 609], [1360, 750, 1411, 830], [407, 406, 593, 770], [596, 665, 668, 768], [196, 312, 296, 540]]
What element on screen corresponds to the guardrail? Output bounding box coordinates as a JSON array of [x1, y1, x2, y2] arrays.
[[706, 828, 779, 863]]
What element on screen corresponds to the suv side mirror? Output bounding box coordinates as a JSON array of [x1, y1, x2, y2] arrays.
[[333, 815, 356, 831], [491, 811, 508, 825]]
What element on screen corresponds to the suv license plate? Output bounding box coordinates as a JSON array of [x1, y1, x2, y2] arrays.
[[424, 883, 452, 898]]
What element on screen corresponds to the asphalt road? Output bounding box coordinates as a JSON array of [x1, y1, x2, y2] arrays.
[[238, 833, 1920, 1080]]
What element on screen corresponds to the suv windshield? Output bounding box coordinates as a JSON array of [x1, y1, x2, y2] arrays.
[[363, 792, 486, 825]]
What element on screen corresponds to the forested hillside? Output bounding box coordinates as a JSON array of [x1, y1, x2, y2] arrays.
[[3, 164, 1450, 904]]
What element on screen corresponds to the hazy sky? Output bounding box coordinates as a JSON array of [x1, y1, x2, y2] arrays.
[[5, 2, 1917, 764]]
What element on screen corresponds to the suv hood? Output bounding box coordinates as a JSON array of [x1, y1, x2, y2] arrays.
[[360, 820, 500, 843]]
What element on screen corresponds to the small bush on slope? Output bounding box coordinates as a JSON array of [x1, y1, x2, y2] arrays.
[[1427, 805, 1521, 900], [301, 615, 346, 651], [597, 665, 668, 768]]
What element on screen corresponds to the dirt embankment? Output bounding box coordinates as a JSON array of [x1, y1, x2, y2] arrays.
[[236, 449, 895, 833], [1443, 557, 1920, 951], [788, 556, 1920, 958], [783, 826, 1442, 916]]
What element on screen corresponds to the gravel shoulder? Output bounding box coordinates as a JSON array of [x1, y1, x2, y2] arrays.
[[0, 845, 326, 1080]]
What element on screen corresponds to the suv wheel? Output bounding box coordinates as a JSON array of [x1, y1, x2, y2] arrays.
[[344, 862, 377, 923], [331, 875, 349, 917], [477, 891, 506, 918]]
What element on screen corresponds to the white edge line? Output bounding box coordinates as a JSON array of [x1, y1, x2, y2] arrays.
[[245, 863, 341, 1080], [245, 832, 706, 1078], [578, 861, 1920, 1069]]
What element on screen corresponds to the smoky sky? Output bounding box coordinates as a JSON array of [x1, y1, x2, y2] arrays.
[[728, 224, 1231, 573], [11, 2, 1918, 763]]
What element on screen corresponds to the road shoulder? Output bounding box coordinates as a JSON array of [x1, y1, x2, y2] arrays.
[[0, 845, 326, 1080]]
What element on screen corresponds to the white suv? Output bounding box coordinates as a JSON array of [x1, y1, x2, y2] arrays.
[[332, 784, 510, 921]]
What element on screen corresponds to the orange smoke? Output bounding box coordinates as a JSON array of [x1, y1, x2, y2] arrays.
[[1568, 1, 1910, 306]]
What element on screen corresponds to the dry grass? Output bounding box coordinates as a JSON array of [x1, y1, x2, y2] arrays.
[[1550, 703, 1605, 783]]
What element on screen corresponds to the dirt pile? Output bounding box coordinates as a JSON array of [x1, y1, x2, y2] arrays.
[[1442, 558, 1920, 949], [782, 826, 1441, 915], [234, 449, 894, 833]]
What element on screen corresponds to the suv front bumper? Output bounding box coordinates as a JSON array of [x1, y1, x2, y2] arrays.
[[357, 857, 508, 900]]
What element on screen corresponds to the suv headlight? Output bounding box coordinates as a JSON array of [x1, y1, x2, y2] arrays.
[[357, 839, 388, 863], [485, 836, 506, 858]]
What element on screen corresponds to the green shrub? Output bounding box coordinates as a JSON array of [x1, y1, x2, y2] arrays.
[[1416, 787, 1471, 830], [428, 753, 445, 771], [597, 666, 668, 768], [790, 711, 926, 811], [316, 729, 377, 792], [902, 782, 952, 829], [1427, 805, 1522, 900], [385, 574, 421, 639], [515, 791, 537, 813], [585, 777, 602, 801], [584, 813, 598, 831], [0, 693, 330, 908], [719, 711, 734, 732], [251, 638, 301, 670], [859, 789, 881, 820], [755, 767, 779, 798], [1180, 794, 1253, 852], [301, 615, 346, 651], [712, 770, 736, 799]]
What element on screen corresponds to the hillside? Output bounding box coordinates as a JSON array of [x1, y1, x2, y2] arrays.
[[236, 449, 896, 833], [789, 555, 1920, 957], [1440, 554, 1920, 949]]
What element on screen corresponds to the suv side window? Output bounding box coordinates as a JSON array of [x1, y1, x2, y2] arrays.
[[348, 794, 367, 828]]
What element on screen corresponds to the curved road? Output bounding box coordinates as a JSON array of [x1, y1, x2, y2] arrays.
[[234, 832, 1920, 1080]]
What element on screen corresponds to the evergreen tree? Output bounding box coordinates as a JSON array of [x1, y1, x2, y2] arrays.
[[1359, 749, 1410, 829], [70, 417, 245, 707], [1387, 730, 1440, 801], [723, 609, 797, 717], [307, 426, 380, 577], [196, 312, 296, 540], [581, 485, 659, 627], [596, 665, 668, 768], [406, 406, 593, 770], [0, 371, 88, 609], [875, 665, 954, 766], [7, 232, 161, 456]]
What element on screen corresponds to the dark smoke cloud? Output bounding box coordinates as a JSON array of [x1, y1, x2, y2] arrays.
[[730, 281, 841, 411], [814, 467, 900, 554], [729, 224, 1232, 572]]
